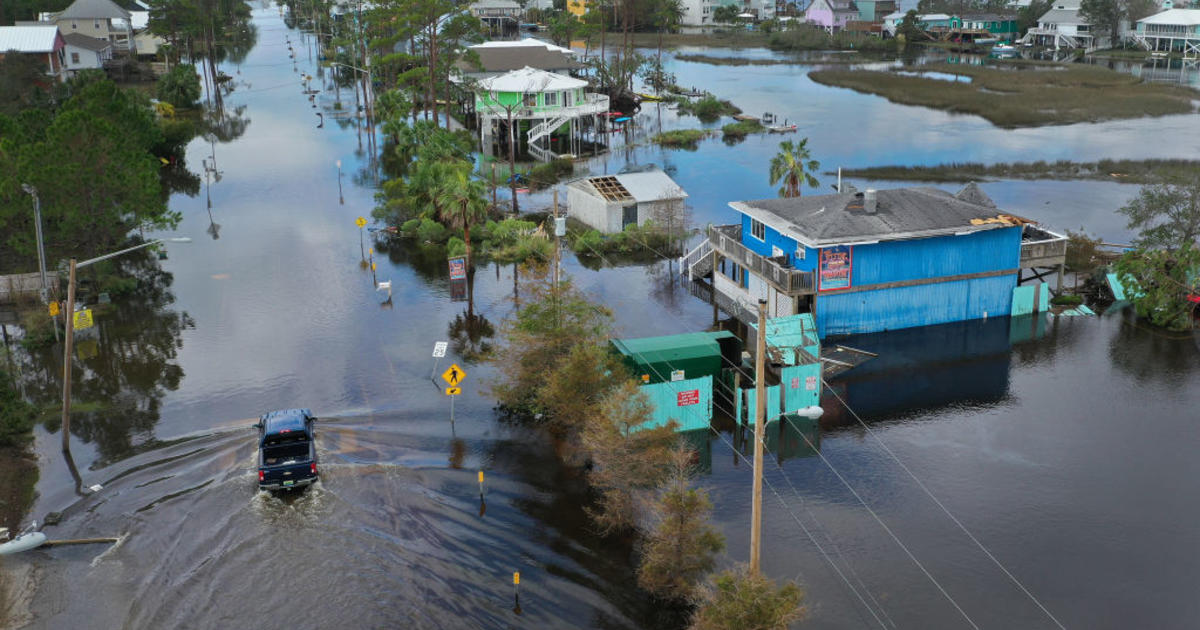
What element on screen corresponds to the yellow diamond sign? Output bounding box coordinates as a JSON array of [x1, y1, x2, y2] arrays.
[[355, 216, 367, 228], [441, 363, 465, 386], [48, 301, 60, 317]]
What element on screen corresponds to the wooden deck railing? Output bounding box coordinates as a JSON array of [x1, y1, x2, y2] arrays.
[[707, 225, 815, 295]]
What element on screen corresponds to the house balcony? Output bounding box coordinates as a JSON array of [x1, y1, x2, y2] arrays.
[[1020, 225, 1068, 268], [707, 224, 815, 296], [477, 92, 609, 121]]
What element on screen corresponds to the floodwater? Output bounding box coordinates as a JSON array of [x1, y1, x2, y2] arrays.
[[4, 6, 1200, 628]]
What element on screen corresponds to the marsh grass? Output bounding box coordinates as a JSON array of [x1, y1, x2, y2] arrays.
[[837, 158, 1200, 184], [652, 129, 711, 149], [809, 63, 1198, 126], [721, 119, 765, 139]]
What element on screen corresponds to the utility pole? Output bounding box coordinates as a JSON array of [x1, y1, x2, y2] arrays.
[[20, 184, 48, 302], [553, 189, 561, 330], [750, 297, 767, 574], [60, 259, 76, 453]]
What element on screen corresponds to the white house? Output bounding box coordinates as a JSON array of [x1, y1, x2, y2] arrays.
[[681, 0, 736, 26], [567, 169, 688, 234], [62, 32, 112, 74], [52, 0, 136, 54], [1131, 8, 1200, 56], [1019, 0, 1129, 49]]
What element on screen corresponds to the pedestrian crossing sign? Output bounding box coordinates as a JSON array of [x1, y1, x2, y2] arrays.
[[441, 363, 466, 386]]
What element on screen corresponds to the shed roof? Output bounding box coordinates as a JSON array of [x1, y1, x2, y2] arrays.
[[615, 169, 687, 203], [730, 185, 1017, 247], [474, 38, 574, 55], [58, 0, 131, 20], [477, 66, 586, 92], [63, 32, 111, 51], [1139, 9, 1200, 26], [0, 26, 62, 53], [576, 168, 688, 204], [612, 332, 727, 368], [459, 44, 583, 74]]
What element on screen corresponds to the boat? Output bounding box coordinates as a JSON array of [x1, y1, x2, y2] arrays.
[[636, 92, 664, 102], [0, 526, 47, 555], [768, 124, 797, 133], [990, 43, 1018, 58], [613, 116, 631, 123]]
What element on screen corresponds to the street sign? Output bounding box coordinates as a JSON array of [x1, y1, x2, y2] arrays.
[[441, 363, 466, 386], [445, 386, 462, 396], [448, 256, 466, 280], [48, 301, 59, 317], [355, 216, 367, 228], [73, 308, 94, 330], [670, 369, 685, 382], [432, 341, 448, 358], [677, 389, 700, 406]]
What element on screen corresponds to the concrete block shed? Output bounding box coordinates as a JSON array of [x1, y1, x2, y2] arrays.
[[567, 168, 687, 234]]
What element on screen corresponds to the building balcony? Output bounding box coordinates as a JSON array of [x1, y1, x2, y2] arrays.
[[478, 92, 609, 120], [707, 224, 815, 295], [1020, 226, 1068, 268]]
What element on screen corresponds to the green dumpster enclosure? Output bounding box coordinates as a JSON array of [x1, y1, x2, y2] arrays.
[[610, 331, 741, 384]]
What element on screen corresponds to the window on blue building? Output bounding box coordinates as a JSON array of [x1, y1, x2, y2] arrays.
[[751, 218, 765, 240]]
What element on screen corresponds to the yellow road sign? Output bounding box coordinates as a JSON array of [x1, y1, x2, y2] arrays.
[[445, 386, 461, 396], [73, 308, 94, 330], [355, 216, 367, 228], [441, 363, 466, 386], [48, 301, 60, 317]]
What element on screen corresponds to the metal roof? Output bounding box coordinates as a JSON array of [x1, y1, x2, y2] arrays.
[[1139, 9, 1200, 26], [58, 0, 132, 20], [615, 170, 687, 204], [473, 38, 575, 55], [730, 185, 1016, 248], [476, 66, 586, 92], [0, 26, 62, 53], [63, 32, 111, 51], [1037, 8, 1084, 25]]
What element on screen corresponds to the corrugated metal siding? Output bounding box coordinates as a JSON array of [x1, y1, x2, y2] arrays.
[[781, 363, 822, 410], [818, 274, 1016, 337], [636, 376, 713, 432], [850, 227, 1021, 285]]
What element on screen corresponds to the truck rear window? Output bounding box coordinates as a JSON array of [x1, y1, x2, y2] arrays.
[[263, 443, 309, 466]]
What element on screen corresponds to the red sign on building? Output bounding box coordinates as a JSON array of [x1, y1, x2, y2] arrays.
[[677, 389, 700, 406]]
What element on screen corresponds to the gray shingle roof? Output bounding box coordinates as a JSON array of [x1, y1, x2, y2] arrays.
[[730, 186, 1012, 247], [457, 45, 584, 74], [58, 0, 131, 20], [63, 32, 111, 51]]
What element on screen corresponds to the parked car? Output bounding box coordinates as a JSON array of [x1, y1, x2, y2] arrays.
[[256, 409, 318, 491]]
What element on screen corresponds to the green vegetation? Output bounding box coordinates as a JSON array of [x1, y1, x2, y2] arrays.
[[527, 158, 574, 190], [689, 566, 807, 630], [396, 216, 553, 264], [1051, 294, 1085, 306], [721, 119, 765, 139], [675, 54, 796, 67], [0, 370, 36, 447], [0, 75, 184, 272], [768, 24, 899, 54], [569, 222, 686, 262], [808, 64, 1198, 127], [156, 64, 202, 109], [491, 265, 725, 611], [836, 159, 1200, 185], [769, 138, 821, 198], [1115, 177, 1200, 331], [652, 129, 710, 149], [1066, 229, 1106, 273], [676, 96, 741, 122]]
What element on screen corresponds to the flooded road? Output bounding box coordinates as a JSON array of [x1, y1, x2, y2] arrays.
[[5, 6, 1200, 628]]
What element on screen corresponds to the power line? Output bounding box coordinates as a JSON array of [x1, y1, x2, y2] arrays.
[[821, 383, 1068, 630]]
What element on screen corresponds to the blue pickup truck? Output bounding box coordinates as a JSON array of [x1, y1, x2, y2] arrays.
[[256, 409, 318, 491]]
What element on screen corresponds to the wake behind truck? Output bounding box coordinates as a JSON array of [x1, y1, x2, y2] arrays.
[[256, 409, 318, 491]]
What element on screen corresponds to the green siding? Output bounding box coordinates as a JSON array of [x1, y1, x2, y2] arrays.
[[634, 375, 713, 432]]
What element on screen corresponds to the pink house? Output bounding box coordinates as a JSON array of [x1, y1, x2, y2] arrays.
[[804, 0, 859, 32]]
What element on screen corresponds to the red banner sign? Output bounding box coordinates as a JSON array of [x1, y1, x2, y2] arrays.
[[677, 390, 700, 406]]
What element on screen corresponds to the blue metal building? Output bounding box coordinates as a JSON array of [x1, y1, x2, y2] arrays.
[[682, 183, 1067, 338]]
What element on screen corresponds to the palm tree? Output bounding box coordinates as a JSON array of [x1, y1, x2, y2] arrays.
[[769, 138, 821, 198], [434, 165, 490, 268], [652, 0, 685, 94]]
